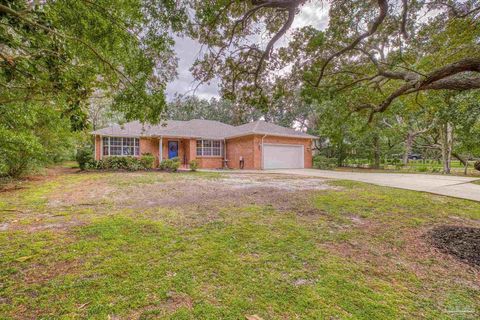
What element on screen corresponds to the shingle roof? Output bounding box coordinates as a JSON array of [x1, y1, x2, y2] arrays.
[[91, 119, 316, 139], [230, 120, 317, 139]]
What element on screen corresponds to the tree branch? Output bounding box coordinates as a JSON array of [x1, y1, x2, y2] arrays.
[[254, 6, 296, 86], [400, 0, 409, 39], [358, 58, 480, 120], [314, 0, 389, 87]]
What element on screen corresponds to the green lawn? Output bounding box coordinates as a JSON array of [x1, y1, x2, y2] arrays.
[[338, 159, 480, 176], [0, 168, 479, 319]]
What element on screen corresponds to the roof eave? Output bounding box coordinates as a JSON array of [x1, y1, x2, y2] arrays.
[[225, 132, 317, 140]]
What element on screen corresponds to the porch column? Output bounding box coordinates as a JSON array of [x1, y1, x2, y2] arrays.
[[99, 135, 103, 160]]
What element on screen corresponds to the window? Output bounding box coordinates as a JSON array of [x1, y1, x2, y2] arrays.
[[102, 137, 139, 156], [196, 140, 223, 157]]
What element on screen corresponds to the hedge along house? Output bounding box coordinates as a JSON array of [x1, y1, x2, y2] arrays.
[[91, 119, 317, 169]]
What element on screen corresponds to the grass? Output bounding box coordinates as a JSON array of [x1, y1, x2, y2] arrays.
[[336, 159, 480, 177], [0, 168, 479, 319]]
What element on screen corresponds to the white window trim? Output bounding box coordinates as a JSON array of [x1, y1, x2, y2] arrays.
[[102, 136, 140, 157], [196, 139, 223, 157]]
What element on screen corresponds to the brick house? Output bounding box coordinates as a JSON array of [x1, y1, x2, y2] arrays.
[[91, 119, 316, 169]]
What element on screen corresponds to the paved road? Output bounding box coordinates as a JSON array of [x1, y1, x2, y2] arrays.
[[269, 169, 480, 202]]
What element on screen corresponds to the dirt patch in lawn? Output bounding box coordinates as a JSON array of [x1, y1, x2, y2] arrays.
[[7, 172, 335, 231], [112, 174, 334, 212], [322, 220, 480, 294], [127, 292, 193, 319], [427, 225, 480, 268], [48, 179, 114, 208], [220, 174, 332, 191]]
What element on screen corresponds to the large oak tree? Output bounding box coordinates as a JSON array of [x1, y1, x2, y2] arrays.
[[189, 0, 480, 118]]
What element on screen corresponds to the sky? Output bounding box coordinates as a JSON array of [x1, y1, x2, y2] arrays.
[[165, 2, 330, 101]]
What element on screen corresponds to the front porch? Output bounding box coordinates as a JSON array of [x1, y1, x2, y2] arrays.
[[95, 135, 226, 169], [157, 137, 196, 169], [156, 137, 224, 169]]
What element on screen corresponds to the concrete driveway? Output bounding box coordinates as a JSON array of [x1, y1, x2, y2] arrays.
[[269, 169, 480, 202]]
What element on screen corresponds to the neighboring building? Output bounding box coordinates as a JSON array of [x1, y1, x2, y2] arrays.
[[91, 119, 316, 170]]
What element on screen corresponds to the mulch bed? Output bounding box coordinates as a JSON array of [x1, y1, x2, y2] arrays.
[[427, 225, 480, 268]]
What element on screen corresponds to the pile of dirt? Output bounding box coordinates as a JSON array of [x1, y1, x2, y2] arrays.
[[427, 225, 480, 268]]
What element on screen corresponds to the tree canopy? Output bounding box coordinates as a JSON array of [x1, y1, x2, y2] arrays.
[[0, 0, 185, 176], [189, 0, 480, 118]]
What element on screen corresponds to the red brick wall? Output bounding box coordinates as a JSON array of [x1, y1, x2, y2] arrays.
[[197, 157, 223, 169], [185, 139, 197, 166], [226, 135, 256, 169], [226, 135, 312, 169]]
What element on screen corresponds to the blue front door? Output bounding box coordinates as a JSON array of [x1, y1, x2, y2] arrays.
[[168, 141, 178, 158]]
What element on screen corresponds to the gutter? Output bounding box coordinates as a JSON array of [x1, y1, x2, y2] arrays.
[[225, 132, 317, 140]]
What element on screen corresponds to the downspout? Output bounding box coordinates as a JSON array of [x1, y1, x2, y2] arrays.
[[159, 136, 163, 164], [223, 138, 227, 169], [261, 134, 267, 169]]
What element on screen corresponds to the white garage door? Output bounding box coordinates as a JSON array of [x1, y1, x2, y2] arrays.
[[263, 144, 304, 169]]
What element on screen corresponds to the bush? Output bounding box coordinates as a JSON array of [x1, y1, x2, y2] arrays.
[[160, 157, 181, 172], [475, 161, 480, 172], [139, 153, 155, 169], [416, 165, 428, 172], [189, 159, 199, 171], [313, 155, 337, 169], [97, 156, 143, 171], [76, 147, 95, 170], [0, 129, 44, 177]]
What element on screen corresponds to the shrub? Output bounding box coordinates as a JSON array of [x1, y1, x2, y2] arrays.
[[76, 147, 95, 170], [416, 165, 428, 172], [98, 156, 142, 171], [139, 153, 155, 169], [0, 129, 44, 177], [189, 159, 199, 171], [313, 155, 337, 169], [475, 161, 480, 172], [160, 157, 181, 172]]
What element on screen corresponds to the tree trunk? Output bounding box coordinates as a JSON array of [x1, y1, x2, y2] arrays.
[[451, 152, 467, 166], [402, 132, 414, 165], [451, 152, 470, 175], [372, 135, 380, 169], [337, 141, 345, 167], [439, 122, 453, 174]]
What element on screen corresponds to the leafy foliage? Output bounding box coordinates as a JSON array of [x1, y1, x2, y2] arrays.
[[0, 0, 186, 176], [313, 155, 337, 170], [189, 1, 480, 116], [76, 147, 95, 171], [139, 153, 155, 169], [97, 156, 144, 171], [160, 157, 181, 172], [0, 102, 76, 177], [189, 159, 199, 171]]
